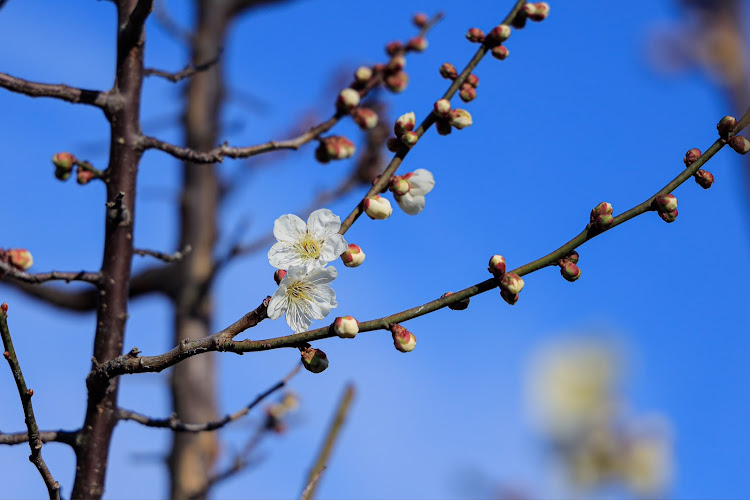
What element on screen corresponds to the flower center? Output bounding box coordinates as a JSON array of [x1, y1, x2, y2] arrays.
[[286, 281, 311, 302], [296, 232, 322, 259]]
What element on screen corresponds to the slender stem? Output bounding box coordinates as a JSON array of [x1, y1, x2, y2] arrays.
[[0, 261, 101, 285], [0, 429, 78, 446], [0, 305, 61, 500], [0, 72, 111, 109]]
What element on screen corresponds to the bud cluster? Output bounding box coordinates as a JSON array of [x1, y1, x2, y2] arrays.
[[683, 147, 714, 189], [652, 194, 678, 223], [315, 135, 356, 163], [524, 2, 551, 22], [717, 115, 736, 140], [459, 73, 479, 103], [0, 248, 33, 271], [488, 254, 525, 305], [52, 153, 102, 185], [558, 250, 581, 282], [389, 323, 417, 352], [389, 111, 419, 149], [590, 202, 614, 231]]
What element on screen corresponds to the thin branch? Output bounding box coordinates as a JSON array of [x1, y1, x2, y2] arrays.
[[153, 0, 194, 45], [144, 52, 222, 83], [301, 385, 355, 500], [0, 304, 61, 500], [134, 245, 192, 263], [0, 429, 78, 447], [117, 364, 300, 432], [138, 14, 443, 164], [0, 261, 101, 285], [0, 72, 110, 109]]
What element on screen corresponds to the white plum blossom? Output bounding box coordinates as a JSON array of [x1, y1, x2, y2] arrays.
[[268, 265, 338, 333], [393, 169, 435, 215], [268, 209, 347, 270]]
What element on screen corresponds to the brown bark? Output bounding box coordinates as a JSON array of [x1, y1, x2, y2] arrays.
[[71, 0, 149, 498]]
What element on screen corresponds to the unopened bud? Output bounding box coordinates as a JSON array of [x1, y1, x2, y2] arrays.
[[400, 130, 419, 147], [560, 260, 581, 282], [717, 115, 736, 140], [433, 99, 451, 117], [406, 36, 428, 52], [333, 316, 360, 339], [459, 83, 477, 103], [363, 195, 393, 220], [77, 167, 95, 185], [6, 249, 33, 271], [500, 288, 519, 305], [389, 176, 411, 196], [413, 13, 428, 28], [394, 112, 416, 136], [728, 134, 750, 154], [52, 152, 76, 170], [354, 66, 373, 83], [694, 169, 714, 189], [384, 71, 409, 93], [485, 25, 512, 47], [388, 55, 406, 72], [352, 108, 379, 130], [439, 62, 458, 80], [525, 2, 550, 21], [442, 291, 470, 311], [336, 88, 360, 113], [653, 194, 678, 213], [390, 324, 416, 352], [590, 202, 614, 230], [658, 209, 678, 223], [500, 272, 524, 295], [341, 243, 366, 267], [562, 250, 579, 264], [449, 109, 473, 129], [465, 74, 479, 88], [491, 45, 510, 60], [683, 148, 702, 167], [466, 28, 485, 43], [300, 347, 328, 373], [488, 254, 506, 276], [316, 136, 356, 163], [274, 269, 287, 285], [385, 40, 403, 56]]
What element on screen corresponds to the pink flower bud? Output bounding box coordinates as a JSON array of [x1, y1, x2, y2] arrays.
[[274, 269, 287, 285], [394, 112, 416, 136], [449, 109, 473, 129], [442, 291, 470, 311], [433, 99, 451, 117], [659, 209, 678, 223], [76, 167, 95, 185], [694, 169, 714, 189], [485, 25, 512, 47], [459, 83, 477, 103], [336, 88, 360, 113], [363, 195, 393, 220], [436, 119, 453, 136], [400, 130, 419, 147], [466, 28, 485, 43], [525, 2, 550, 21], [465, 74, 479, 88], [341, 243, 365, 267], [500, 272, 524, 295], [488, 254, 507, 276], [683, 148, 702, 167], [590, 202, 614, 230], [653, 194, 678, 213], [413, 13, 428, 28], [439, 62, 458, 80], [591, 201, 613, 217], [500, 288, 519, 305], [52, 152, 76, 170], [560, 260, 581, 282], [491, 46, 510, 60], [390, 324, 416, 352], [717, 115, 736, 140], [384, 71, 409, 93], [6, 249, 33, 271], [389, 176, 411, 196], [333, 316, 360, 339], [300, 347, 328, 373], [388, 55, 407, 72], [354, 66, 373, 83], [406, 36, 428, 52], [562, 250, 579, 264], [352, 108, 379, 130], [386, 137, 401, 152], [316, 136, 356, 163], [385, 40, 403, 56], [728, 135, 750, 154]]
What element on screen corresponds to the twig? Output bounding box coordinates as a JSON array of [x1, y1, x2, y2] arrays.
[[144, 52, 222, 83], [117, 365, 300, 432], [0, 261, 101, 285], [138, 14, 443, 164], [134, 245, 192, 263], [301, 385, 355, 500], [0, 304, 61, 500], [0, 72, 111, 109], [0, 429, 78, 446]]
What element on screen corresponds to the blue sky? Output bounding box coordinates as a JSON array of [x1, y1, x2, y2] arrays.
[[1, 1, 750, 499]]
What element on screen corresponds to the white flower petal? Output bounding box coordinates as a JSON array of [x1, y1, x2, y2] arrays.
[[305, 266, 338, 285], [307, 209, 341, 239], [396, 192, 426, 215], [267, 291, 287, 320], [273, 214, 306, 243], [268, 242, 302, 270], [319, 233, 348, 262], [408, 169, 435, 196]]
